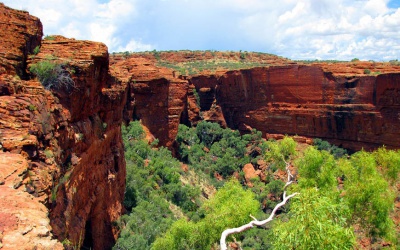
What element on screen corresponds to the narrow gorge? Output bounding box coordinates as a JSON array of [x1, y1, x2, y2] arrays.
[[0, 3, 399, 249]]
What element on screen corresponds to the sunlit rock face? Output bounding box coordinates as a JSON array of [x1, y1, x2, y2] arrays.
[[190, 66, 400, 152], [0, 4, 125, 249]]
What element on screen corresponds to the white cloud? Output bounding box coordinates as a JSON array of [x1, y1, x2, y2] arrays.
[[117, 39, 153, 52], [1, 0, 399, 60]]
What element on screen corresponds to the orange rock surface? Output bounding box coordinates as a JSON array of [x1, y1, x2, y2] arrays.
[[1, 5, 125, 249], [110, 55, 190, 149], [189, 65, 400, 151]]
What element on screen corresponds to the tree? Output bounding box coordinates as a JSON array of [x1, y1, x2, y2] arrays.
[[219, 162, 298, 250], [271, 188, 355, 250], [152, 179, 259, 250], [339, 151, 396, 240]]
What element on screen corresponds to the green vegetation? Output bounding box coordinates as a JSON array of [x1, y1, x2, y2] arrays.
[[44, 35, 55, 40], [115, 121, 400, 249], [152, 179, 259, 250], [272, 188, 355, 249], [33, 46, 40, 55], [364, 68, 371, 74], [313, 138, 347, 158], [176, 121, 267, 180], [295, 59, 347, 64], [29, 58, 75, 91], [27, 104, 37, 111], [156, 59, 267, 76]]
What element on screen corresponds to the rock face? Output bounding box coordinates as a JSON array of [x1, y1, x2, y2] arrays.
[[110, 55, 191, 149], [189, 66, 400, 151], [0, 4, 126, 249], [1, 3, 400, 250], [0, 3, 42, 77]]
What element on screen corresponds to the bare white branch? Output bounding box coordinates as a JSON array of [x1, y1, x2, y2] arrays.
[[220, 162, 298, 250]]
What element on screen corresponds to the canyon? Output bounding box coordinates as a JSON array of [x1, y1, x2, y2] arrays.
[[0, 3, 400, 249]]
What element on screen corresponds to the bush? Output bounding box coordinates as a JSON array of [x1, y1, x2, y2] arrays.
[[339, 151, 396, 240], [313, 138, 347, 158], [272, 188, 355, 249], [29, 59, 75, 91], [33, 46, 40, 55], [364, 69, 371, 74], [152, 179, 259, 249]]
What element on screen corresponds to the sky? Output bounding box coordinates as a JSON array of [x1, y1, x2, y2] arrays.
[[2, 0, 400, 61]]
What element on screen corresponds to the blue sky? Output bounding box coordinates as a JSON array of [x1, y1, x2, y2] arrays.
[[2, 0, 400, 61]]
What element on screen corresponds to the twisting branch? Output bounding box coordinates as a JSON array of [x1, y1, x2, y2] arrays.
[[220, 161, 298, 250]]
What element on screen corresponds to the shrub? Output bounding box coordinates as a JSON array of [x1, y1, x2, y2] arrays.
[[33, 46, 40, 55], [30, 59, 75, 91], [44, 35, 55, 40], [152, 179, 259, 249], [272, 188, 355, 249], [364, 69, 371, 74], [313, 138, 347, 158]]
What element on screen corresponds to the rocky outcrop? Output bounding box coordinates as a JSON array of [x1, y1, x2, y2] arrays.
[[190, 66, 400, 151], [110, 55, 191, 149], [0, 4, 126, 249], [0, 3, 42, 78]]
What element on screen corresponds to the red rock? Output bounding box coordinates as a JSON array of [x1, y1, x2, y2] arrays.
[[243, 163, 259, 186], [0, 5, 125, 249], [0, 3, 42, 77], [190, 66, 400, 151]]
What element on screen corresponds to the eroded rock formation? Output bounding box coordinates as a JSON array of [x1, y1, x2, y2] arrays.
[[0, 4, 125, 249], [190, 66, 400, 151]]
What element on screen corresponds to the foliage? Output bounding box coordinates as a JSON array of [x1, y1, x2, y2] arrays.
[[297, 146, 337, 191], [176, 122, 266, 179], [339, 151, 396, 240], [373, 147, 400, 184], [29, 59, 75, 91], [272, 188, 355, 250], [33, 46, 40, 55], [116, 121, 203, 249], [313, 138, 347, 158], [264, 136, 296, 170], [156, 58, 267, 75], [117, 120, 399, 249], [152, 179, 259, 250], [44, 35, 55, 40], [192, 88, 200, 108], [364, 69, 371, 74], [27, 104, 37, 111], [114, 196, 175, 250]]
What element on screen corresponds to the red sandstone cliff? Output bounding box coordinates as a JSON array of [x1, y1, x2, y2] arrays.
[[0, 4, 125, 249], [190, 66, 400, 151], [110, 55, 193, 149]]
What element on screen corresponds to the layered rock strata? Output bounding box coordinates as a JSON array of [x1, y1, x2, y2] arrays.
[[190, 66, 400, 151], [0, 4, 126, 249]]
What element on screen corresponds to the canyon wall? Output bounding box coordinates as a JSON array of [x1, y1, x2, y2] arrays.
[[0, 4, 125, 249], [191, 66, 400, 151]]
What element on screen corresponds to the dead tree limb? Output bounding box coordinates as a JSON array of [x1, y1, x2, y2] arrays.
[[220, 162, 298, 250]]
